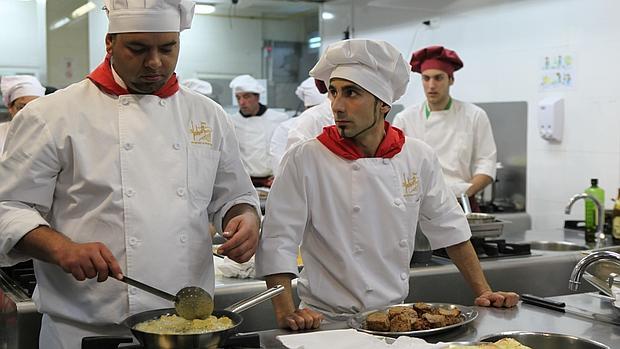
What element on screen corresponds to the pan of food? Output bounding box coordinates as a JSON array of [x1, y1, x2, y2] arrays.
[[120, 285, 284, 349], [347, 302, 478, 338]]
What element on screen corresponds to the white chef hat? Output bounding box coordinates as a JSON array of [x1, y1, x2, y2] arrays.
[[103, 0, 195, 34], [1, 75, 45, 107], [309, 39, 410, 105], [295, 77, 326, 107], [182, 78, 213, 96], [229, 74, 265, 95]]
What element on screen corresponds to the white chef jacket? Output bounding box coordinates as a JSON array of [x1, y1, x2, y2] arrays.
[[0, 122, 9, 154], [0, 80, 259, 327], [392, 99, 497, 196], [269, 117, 299, 177], [231, 108, 289, 177], [285, 100, 333, 151], [255, 136, 471, 319]]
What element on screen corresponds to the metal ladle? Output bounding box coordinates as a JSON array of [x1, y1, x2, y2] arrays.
[[120, 276, 213, 320]]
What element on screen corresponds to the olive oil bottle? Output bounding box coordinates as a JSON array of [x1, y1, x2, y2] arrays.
[[612, 189, 620, 244], [584, 178, 605, 243]]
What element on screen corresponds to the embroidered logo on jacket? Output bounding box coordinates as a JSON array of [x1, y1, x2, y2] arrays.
[[189, 121, 212, 145], [402, 173, 419, 196]]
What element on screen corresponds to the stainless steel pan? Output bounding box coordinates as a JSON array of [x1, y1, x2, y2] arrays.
[[120, 285, 284, 349]]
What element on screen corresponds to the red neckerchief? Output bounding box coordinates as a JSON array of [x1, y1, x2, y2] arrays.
[[317, 121, 405, 160], [87, 54, 179, 98]]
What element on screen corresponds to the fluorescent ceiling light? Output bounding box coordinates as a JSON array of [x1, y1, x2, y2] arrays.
[[71, 2, 97, 19], [49, 17, 71, 31], [195, 4, 216, 15], [322, 11, 335, 20], [308, 37, 321, 44]]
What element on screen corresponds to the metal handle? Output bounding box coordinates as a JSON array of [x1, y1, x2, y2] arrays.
[[521, 294, 566, 312], [120, 276, 177, 302], [460, 193, 472, 215], [225, 285, 285, 313]]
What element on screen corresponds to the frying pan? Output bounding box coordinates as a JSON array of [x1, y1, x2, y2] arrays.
[[120, 285, 284, 349], [460, 193, 496, 224]]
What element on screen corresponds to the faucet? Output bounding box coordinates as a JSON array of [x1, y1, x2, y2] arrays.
[[565, 193, 605, 247], [569, 251, 620, 291]]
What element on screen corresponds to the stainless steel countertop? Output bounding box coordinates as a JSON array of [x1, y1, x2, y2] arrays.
[[253, 292, 620, 348]]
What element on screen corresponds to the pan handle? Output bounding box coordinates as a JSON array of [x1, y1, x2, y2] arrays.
[[224, 285, 285, 313]]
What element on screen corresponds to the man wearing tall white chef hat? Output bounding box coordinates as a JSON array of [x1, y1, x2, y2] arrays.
[[0, 75, 46, 153], [0, 0, 260, 346], [255, 39, 518, 330], [229, 74, 289, 187]]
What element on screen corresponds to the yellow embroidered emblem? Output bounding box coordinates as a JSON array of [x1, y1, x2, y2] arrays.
[[402, 173, 419, 196], [189, 120, 212, 145]]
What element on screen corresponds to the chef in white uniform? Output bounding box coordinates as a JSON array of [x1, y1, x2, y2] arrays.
[[0, 75, 46, 153], [0, 1, 260, 347], [255, 39, 518, 330], [229, 74, 289, 187], [393, 46, 497, 209], [269, 77, 327, 175]]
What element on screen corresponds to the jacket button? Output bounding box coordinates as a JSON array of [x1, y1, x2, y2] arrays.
[[159, 100, 166, 106], [383, 158, 390, 165], [353, 206, 360, 213], [365, 286, 373, 293], [179, 234, 188, 243], [394, 198, 402, 206], [128, 237, 138, 246], [173, 143, 181, 150], [125, 188, 135, 197], [352, 164, 360, 171], [401, 272, 408, 280], [177, 188, 186, 197], [129, 288, 137, 295], [121, 99, 130, 106], [124, 143, 133, 151], [399, 240, 407, 248]]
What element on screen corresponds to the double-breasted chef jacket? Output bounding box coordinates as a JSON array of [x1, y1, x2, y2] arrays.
[[393, 99, 497, 195], [255, 136, 471, 319], [0, 78, 260, 326]]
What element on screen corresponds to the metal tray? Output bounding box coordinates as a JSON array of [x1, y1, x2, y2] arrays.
[[469, 219, 506, 238], [348, 303, 478, 338]]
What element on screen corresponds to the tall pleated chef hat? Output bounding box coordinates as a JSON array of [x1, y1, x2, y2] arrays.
[[229, 75, 265, 95], [309, 39, 410, 106], [1, 75, 45, 107], [410, 46, 463, 77], [182, 78, 213, 96], [103, 0, 195, 34], [295, 77, 326, 107]]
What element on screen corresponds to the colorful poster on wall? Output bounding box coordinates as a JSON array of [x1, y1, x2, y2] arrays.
[[540, 53, 575, 90]]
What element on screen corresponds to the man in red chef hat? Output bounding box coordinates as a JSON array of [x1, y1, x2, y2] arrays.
[[393, 46, 497, 210]]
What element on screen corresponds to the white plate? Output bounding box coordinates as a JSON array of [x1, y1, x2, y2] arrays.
[[348, 303, 478, 338]]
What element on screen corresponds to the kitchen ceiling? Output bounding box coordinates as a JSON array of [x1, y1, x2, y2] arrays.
[[196, 0, 321, 18]]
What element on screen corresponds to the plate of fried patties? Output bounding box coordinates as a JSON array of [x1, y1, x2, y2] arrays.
[[348, 302, 478, 337]]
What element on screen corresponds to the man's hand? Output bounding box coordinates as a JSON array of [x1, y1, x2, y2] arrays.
[[475, 290, 520, 308], [218, 204, 260, 263], [277, 307, 324, 331], [52, 239, 123, 282], [16, 226, 123, 282]]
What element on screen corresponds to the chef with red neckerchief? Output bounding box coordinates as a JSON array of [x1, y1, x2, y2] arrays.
[[255, 39, 519, 331], [0, 1, 260, 347]]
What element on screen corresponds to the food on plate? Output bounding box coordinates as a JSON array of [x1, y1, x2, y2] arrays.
[[447, 338, 532, 349], [366, 312, 390, 331], [134, 314, 234, 334], [365, 302, 463, 332]]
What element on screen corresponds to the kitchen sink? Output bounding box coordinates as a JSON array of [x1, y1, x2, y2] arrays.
[[527, 240, 589, 251], [481, 331, 610, 349]]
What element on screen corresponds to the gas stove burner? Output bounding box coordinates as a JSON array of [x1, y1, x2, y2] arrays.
[[433, 238, 531, 260], [81, 332, 261, 349]]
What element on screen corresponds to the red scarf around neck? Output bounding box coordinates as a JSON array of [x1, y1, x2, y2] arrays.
[[87, 55, 179, 98], [317, 121, 405, 160]]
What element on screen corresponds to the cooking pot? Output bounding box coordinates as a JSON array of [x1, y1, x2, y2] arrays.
[[120, 285, 284, 349]]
